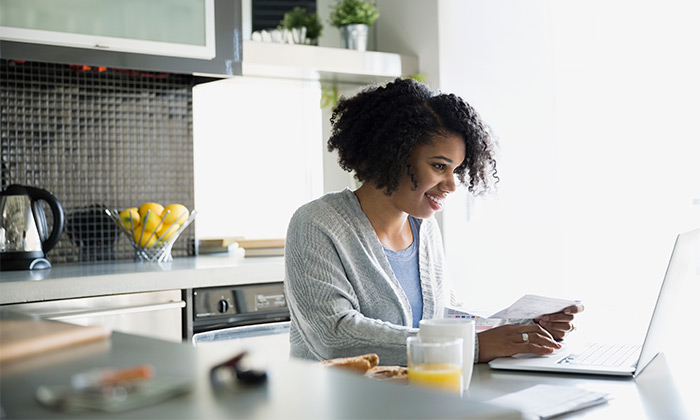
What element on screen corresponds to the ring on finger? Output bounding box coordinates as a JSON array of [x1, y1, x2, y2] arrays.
[[522, 332, 529, 343]]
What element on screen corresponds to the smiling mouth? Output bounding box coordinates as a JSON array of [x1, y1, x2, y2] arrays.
[[426, 193, 444, 210]]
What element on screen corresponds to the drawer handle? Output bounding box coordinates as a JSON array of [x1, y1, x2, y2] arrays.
[[45, 301, 186, 320]]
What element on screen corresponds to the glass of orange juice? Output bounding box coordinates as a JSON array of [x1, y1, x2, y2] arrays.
[[406, 336, 463, 395]]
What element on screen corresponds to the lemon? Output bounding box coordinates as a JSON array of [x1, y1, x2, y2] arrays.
[[162, 204, 189, 225], [119, 208, 140, 230], [157, 223, 179, 242], [139, 202, 164, 218], [133, 226, 158, 248], [140, 211, 162, 232]]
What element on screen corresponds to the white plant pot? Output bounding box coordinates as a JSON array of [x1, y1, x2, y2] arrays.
[[340, 24, 369, 51]]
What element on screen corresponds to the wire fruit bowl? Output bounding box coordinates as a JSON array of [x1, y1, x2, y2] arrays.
[[105, 208, 197, 263]]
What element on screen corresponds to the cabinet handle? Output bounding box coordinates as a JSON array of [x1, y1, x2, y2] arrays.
[[44, 301, 186, 320], [193, 321, 290, 344]]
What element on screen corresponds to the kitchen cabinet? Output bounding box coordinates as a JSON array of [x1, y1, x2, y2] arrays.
[[193, 77, 323, 240], [0, 0, 242, 76], [1, 0, 419, 81], [1, 0, 215, 59], [0, 256, 285, 341], [4, 290, 185, 343]]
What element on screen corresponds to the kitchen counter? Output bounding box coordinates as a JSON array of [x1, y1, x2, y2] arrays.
[[0, 256, 284, 305], [0, 328, 518, 419], [2, 321, 696, 419]]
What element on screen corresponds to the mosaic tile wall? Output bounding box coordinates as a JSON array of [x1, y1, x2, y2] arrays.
[[0, 59, 197, 264]]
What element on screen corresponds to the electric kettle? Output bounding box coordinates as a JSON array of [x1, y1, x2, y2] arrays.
[[0, 184, 65, 270]]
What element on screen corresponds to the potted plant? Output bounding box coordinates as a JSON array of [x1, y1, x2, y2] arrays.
[[329, 0, 380, 51], [281, 7, 323, 45]]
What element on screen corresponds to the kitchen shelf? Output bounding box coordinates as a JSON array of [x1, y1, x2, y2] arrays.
[[241, 40, 419, 84], [0, 256, 284, 305]]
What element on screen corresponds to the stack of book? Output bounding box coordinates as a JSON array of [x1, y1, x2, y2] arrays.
[[197, 237, 285, 257], [236, 238, 285, 257], [197, 237, 244, 255]]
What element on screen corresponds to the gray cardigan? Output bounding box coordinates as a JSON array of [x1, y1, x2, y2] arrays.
[[284, 189, 470, 366]]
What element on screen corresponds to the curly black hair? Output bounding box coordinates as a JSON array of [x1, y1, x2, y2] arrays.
[[328, 78, 498, 195]]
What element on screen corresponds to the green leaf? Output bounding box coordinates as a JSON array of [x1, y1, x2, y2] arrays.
[[329, 0, 380, 27], [281, 7, 324, 40]]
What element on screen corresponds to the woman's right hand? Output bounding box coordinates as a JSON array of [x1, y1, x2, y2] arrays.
[[477, 324, 562, 363]]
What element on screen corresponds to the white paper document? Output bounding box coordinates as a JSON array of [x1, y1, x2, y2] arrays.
[[444, 307, 488, 320], [488, 294, 581, 320], [444, 294, 580, 324], [443, 307, 502, 328], [487, 384, 611, 420]]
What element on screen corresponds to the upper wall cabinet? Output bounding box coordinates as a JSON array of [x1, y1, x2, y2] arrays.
[[0, 0, 242, 76], [1, 0, 215, 59], [0, 0, 418, 82]]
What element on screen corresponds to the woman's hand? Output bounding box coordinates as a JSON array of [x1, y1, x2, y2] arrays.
[[477, 324, 562, 363], [535, 304, 585, 341]]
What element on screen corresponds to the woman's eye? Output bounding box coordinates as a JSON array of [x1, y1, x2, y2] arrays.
[[432, 163, 446, 171]]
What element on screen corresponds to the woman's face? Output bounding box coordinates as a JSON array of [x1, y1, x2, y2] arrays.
[[390, 133, 466, 219]]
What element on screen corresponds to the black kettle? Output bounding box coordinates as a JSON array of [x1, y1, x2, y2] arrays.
[[0, 185, 65, 270]]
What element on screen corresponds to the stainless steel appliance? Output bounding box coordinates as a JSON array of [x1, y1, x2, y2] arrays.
[[190, 282, 290, 346], [0, 184, 65, 270]]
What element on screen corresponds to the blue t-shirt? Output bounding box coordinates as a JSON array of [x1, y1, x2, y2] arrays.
[[383, 216, 422, 328]]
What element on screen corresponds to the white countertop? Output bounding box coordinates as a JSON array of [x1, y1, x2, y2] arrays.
[[2, 324, 695, 419], [0, 256, 285, 305], [0, 328, 519, 419]]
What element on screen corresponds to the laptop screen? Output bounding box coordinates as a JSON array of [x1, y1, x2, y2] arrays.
[[635, 228, 699, 375]]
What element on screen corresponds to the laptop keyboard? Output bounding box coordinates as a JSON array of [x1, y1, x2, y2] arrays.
[[557, 343, 641, 367]]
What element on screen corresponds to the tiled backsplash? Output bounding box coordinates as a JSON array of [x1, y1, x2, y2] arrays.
[[0, 60, 196, 264]]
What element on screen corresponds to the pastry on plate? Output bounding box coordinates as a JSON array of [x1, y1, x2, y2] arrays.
[[320, 353, 379, 374]]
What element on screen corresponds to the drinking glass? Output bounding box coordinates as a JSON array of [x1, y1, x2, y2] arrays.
[[406, 336, 463, 395], [418, 318, 475, 392]]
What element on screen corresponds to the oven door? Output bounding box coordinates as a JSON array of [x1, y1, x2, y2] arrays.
[[192, 321, 291, 366]]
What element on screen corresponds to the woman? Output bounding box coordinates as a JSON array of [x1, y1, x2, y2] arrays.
[[284, 78, 582, 366]]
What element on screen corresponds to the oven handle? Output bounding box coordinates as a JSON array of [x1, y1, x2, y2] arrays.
[[193, 321, 290, 344]]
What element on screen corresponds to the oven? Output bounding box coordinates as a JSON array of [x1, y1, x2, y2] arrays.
[[187, 282, 290, 357]]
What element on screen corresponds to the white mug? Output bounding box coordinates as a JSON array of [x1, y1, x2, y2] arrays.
[[418, 318, 476, 391]]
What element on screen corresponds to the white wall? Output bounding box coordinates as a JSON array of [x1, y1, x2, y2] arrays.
[[439, 0, 563, 311], [375, 0, 440, 87], [435, 0, 700, 340]]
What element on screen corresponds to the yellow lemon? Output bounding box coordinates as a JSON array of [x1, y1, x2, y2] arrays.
[[119, 208, 140, 230], [140, 211, 162, 232], [162, 204, 189, 225], [139, 202, 164, 218], [133, 226, 158, 248], [157, 223, 179, 242]]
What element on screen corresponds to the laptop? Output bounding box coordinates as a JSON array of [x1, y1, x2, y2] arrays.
[[489, 228, 699, 377]]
